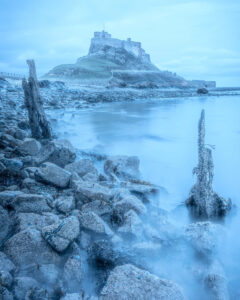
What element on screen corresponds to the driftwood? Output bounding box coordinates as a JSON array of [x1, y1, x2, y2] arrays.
[[22, 60, 52, 140], [186, 110, 231, 219]]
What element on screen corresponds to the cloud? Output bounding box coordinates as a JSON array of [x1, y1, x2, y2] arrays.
[[0, 0, 239, 85]]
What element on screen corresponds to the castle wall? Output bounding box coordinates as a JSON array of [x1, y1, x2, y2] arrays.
[[89, 31, 151, 64]]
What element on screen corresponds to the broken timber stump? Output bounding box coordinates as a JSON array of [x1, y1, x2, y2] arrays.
[[186, 109, 231, 220], [22, 60, 52, 140]]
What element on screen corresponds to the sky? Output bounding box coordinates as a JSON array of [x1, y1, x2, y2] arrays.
[[0, 0, 239, 86]]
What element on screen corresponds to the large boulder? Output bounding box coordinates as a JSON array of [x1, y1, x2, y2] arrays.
[[3, 228, 59, 266], [114, 194, 147, 215], [65, 159, 98, 181], [8, 193, 52, 213], [15, 212, 60, 231], [35, 162, 71, 188], [36, 139, 76, 168], [74, 181, 112, 204], [18, 138, 41, 156], [81, 200, 112, 216], [100, 264, 185, 300], [104, 155, 140, 180], [80, 212, 113, 237], [42, 216, 80, 252]]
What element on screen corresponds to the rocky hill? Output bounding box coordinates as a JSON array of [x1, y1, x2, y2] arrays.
[[46, 45, 158, 80], [45, 31, 216, 89]]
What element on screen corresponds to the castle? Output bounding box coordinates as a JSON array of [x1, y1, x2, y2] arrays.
[[88, 31, 151, 64]]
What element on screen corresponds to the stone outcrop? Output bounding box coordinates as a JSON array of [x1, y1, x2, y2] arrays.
[[42, 216, 80, 252], [186, 110, 231, 219], [100, 264, 185, 300], [36, 139, 76, 168], [35, 162, 71, 188]]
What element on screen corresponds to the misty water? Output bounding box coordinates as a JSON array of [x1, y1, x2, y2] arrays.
[[51, 95, 240, 298]]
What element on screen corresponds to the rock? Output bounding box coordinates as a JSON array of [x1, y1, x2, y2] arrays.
[[0, 252, 15, 274], [0, 270, 13, 288], [184, 221, 225, 256], [63, 255, 82, 290], [0, 206, 11, 246], [38, 80, 51, 88], [42, 216, 80, 252], [13, 128, 27, 140], [0, 158, 23, 176], [100, 264, 185, 300], [197, 88, 208, 94], [74, 181, 112, 204], [55, 195, 75, 214], [13, 276, 39, 300], [122, 181, 158, 195], [204, 261, 229, 300], [60, 294, 83, 300], [35, 162, 71, 188], [118, 210, 143, 237], [18, 138, 41, 156], [81, 200, 112, 216], [0, 286, 13, 300], [114, 194, 147, 215], [3, 228, 59, 266], [18, 120, 29, 130], [15, 212, 60, 231], [0, 190, 23, 207], [65, 159, 98, 181], [89, 239, 124, 268], [25, 287, 49, 300], [24, 167, 38, 179], [36, 139, 76, 168], [80, 212, 113, 236], [21, 178, 58, 198], [10, 193, 51, 213], [104, 155, 140, 180], [0, 133, 21, 149]]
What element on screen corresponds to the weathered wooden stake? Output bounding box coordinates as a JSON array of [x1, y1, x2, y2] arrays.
[[186, 109, 231, 219], [22, 60, 52, 140]]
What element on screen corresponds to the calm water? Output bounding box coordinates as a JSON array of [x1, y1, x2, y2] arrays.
[[50, 95, 240, 298]]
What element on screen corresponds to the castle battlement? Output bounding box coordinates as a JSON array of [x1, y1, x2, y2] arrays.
[[89, 31, 151, 64]]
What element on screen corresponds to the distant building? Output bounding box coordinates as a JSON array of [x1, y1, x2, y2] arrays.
[[89, 31, 151, 64]]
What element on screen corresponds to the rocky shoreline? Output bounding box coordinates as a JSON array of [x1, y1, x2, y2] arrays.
[[0, 68, 234, 299]]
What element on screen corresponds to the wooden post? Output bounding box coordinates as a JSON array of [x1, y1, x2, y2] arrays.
[[22, 60, 52, 140]]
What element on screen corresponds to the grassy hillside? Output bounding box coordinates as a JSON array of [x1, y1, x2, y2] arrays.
[[45, 47, 158, 80]]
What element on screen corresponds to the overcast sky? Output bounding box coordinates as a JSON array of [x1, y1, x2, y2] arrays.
[[0, 0, 239, 86]]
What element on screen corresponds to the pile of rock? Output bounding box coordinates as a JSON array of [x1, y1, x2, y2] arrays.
[[0, 62, 231, 299]]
